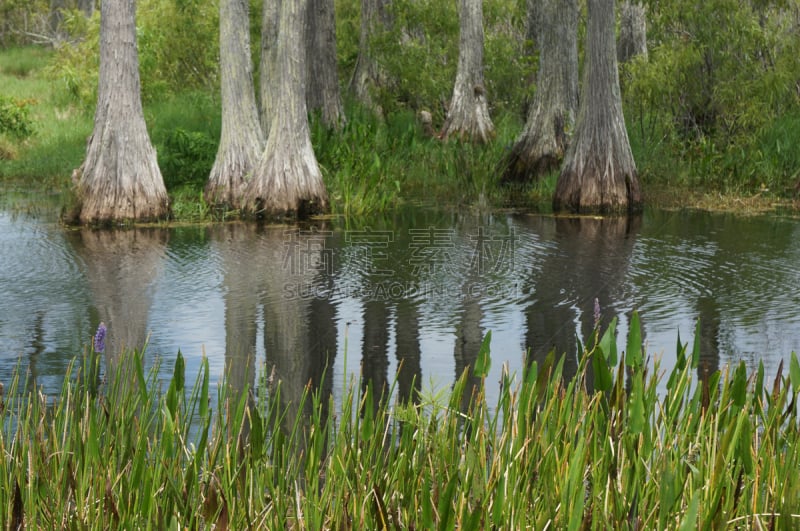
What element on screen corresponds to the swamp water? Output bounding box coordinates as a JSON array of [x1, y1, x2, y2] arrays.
[[2, 203, 800, 410]]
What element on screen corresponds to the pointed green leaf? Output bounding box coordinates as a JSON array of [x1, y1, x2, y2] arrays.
[[790, 352, 800, 394], [731, 362, 748, 410], [599, 317, 618, 366], [678, 490, 701, 531], [199, 356, 209, 419], [592, 349, 613, 393], [474, 331, 492, 378], [675, 328, 686, 372], [626, 311, 642, 368], [629, 374, 646, 434]]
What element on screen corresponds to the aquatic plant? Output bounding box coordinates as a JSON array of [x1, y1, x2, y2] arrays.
[[92, 321, 106, 353], [1, 316, 800, 527]]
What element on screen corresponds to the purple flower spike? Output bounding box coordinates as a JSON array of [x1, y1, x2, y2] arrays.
[[94, 322, 107, 353], [593, 298, 601, 329]]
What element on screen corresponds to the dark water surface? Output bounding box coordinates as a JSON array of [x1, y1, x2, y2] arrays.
[[2, 201, 800, 408]]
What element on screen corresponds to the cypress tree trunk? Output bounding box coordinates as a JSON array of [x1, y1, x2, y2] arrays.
[[206, 0, 265, 208], [243, 0, 329, 219], [441, 0, 494, 143], [260, 0, 281, 136], [306, 0, 345, 129], [71, 0, 168, 224], [618, 1, 648, 64], [553, 0, 642, 214], [349, 0, 392, 112], [501, 0, 577, 182]]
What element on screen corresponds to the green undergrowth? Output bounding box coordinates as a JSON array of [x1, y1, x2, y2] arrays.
[[3, 42, 799, 223], [2, 315, 800, 528], [313, 103, 526, 216]]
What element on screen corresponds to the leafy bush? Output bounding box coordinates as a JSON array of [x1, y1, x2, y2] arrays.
[[622, 0, 800, 193], [341, 0, 530, 123], [156, 128, 217, 189], [0, 95, 36, 138], [49, 0, 219, 108]]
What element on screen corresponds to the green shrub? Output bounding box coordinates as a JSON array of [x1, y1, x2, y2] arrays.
[[157, 128, 217, 189], [622, 0, 800, 194], [49, 0, 219, 108], [0, 95, 36, 138]]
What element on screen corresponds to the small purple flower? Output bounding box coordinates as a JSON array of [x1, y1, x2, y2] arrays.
[[593, 298, 601, 329], [94, 322, 107, 353]]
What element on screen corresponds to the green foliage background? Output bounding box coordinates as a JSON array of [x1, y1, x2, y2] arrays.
[[4, 0, 800, 206], [624, 0, 800, 193]]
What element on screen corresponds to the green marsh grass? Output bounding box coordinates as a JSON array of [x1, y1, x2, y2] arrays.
[[3, 315, 800, 527]]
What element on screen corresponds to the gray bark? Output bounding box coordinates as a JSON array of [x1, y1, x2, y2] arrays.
[[524, 0, 539, 51], [618, 1, 647, 64], [441, 0, 494, 143], [306, 0, 345, 129], [554, 0, 642, 214], [206, 0, 265, 208], [244, 0, 329, 219], [349, 0, 392, 113], [72, 0, 168, 224], [501, 0, 578, 182], [260, 0, 281, 136]]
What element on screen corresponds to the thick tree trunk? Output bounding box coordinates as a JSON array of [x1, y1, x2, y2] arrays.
[[349, 0, 391, 112], [553, 0, 642, 214], [71, 0, 168, 224], [206, 0, 265, 208], [260, 0, 281, 136], [306, 0, 345, 129], [243, 0, 329, 219], [618, 1, 647, 64], [501, 0, 577, 182], [441, 0, 494, 143]]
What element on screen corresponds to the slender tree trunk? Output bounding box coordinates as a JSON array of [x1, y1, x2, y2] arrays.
[[553, 0, 642, 214], [618, 1, 647, 64], [306, 0, 345, 129], [71, 0, 168, 224], [260, 0, 281, 136], [501, 0, 577, 182], [349, 0, 392, 113], [206, 0, 265, 208], [244, 0, 329, 219], [441, 0, 494, 143]]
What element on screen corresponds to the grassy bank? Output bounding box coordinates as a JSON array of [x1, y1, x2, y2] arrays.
[[2, 318, 800, 528], [1, 45, 799, 222]]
